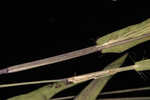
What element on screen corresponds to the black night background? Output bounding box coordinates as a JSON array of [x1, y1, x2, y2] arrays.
[[0, 1, 150, 99]]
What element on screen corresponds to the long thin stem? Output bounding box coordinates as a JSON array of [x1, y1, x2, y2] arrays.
[[8, 45, 99, 74], [50, 96, 150, 100], [0, 65, 134, 88], [0, 33, 149, 75], [101, 87, 150, 95], [0, 79, 66, 88], [50, 96, 74, 100], [97, 97, 150, 100]]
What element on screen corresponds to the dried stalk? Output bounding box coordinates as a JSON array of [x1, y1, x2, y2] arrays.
[[0, 65, 134, 88], [0, 33, 149, 75]]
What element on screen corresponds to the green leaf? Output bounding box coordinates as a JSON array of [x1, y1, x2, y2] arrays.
[[134, 59, 150, 71], [8, 81, 77, 100], [49, 86, 150, 100], [74, 54, 128, 100], [96, 18, 150, 53]]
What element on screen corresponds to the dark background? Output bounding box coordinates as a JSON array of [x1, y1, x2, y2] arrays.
[[0, 1, 150, 99]]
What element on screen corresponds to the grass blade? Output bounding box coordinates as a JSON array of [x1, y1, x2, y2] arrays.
[[96, 18, 150, 53], [50, 86, 150, 100], [7, 81, 77, 100], [134, 59, 150, 71], [74, 54, 128, 100]]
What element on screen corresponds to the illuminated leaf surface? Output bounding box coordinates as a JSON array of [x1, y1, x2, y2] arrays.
[[96, 18, 150, 53], [8, 82, 77, 100]]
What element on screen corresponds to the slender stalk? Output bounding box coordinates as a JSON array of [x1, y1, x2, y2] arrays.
[[8, 45, 99, 74], [50, 97, 150, 100], [50, 96, 74, 100], [0, 33, 149, 75], [97, 97, 150, 100], [0, 45, 99, 75], [0, 79, 66, 88], [0, 65, 135, 88], [101, 87, 150, 95]]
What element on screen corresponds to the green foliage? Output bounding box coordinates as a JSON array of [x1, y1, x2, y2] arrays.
[[96, 18, 150, 53], [8, 82, 77, 100], [134, 59, 150, 71]]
